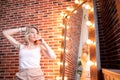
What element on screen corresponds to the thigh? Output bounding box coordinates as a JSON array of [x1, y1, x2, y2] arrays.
[[16, 71, 27, 80], [16, 68, 45, 80], [28, 68, 45, 80], [30, 75, 45, 80]]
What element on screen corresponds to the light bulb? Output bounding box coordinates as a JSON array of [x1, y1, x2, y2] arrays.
[[86, 21, 92, 26], [74, 0, 79, 4], [58, 48, 63, 51], [66, 7, 74, 11], [60, 11, 65, 17], [66, 49, 68, 52], [57, 62, 62, 65], [56, 76, 62, 80], [86, 39, 93, 44], [87, 60, 94, 66], [73, 10, 77, 14], [85, 4, 91, 10], [64, 77, 68, 80], [66, 37, 69, 40]]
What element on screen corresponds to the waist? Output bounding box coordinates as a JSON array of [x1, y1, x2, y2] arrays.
[[18, 67, 44, 76], [19, 59, 40, 69], [20, 67, 41, 71]]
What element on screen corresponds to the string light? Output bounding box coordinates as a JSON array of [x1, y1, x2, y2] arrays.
[[74, 0, 84, 4], [74, 0, 79, 4], [66, 25, 70, 29], [57, 62, 68, 66], [66, 49, 69, 53], [79, 0, 84, 4], [66, 16, 70, 19], [73, 10, 77, 14], [60, 12, 68, 18], [94, 62, 97, 66], [60, 11, 65, 17], [57, 62, 63, 65], [85, 4, 91, 10], [56, 76, 62, 80], [86, 39, 93, 44], [58, 48, 64, 52], [66, 7, 74, 11], [90, 8, 94, 12], [92, 23, 95, 28], [65, 62, 68, 66], [56, 76, 68, 80], [93, 41, 96, 45], [87, 60, 94, 66], [82, 4, 86, 7], [87, 60, 97, 66], [86, 21, 93, 26], [66, 37, 69, 40], [60, 23, 65, 28], [59, 35, 64, 39], [64, 76, 68, 80]]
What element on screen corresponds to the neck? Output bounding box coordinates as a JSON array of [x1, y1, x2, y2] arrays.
[[27, 41, 35, 46]]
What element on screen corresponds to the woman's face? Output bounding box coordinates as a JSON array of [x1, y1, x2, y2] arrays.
[[28, 28, 39, 42]]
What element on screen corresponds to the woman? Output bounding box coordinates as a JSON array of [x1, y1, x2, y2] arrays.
[[2, 26, 56, 80], [80, 43, 90, 80]]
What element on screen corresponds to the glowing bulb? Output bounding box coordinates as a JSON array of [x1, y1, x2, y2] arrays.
[[60, 23, 64, 28], [64, 77, 68, 80], [85, 4, 91, 10], [66, 7, 74, 11], [80, 1, 83, 4], [65, 63, 68, 66], [60, 11, 67, 18], [56, 76, 62, 80], [86, 21, 92, 26], [92, 23, 95, 28], [87, 61, 97, 66], [90, 8, 94, 12], [94, 62, 97, 66], [60, 11, 65, 17], [86, 39, 93, 44], [66, 37, 69, 40], [93, 41, 96, 45], [58, 48, 63, 51], [73, 10, 77, 14], [74, 0, 79, 4], [59, 35, 64, 39], [87, 60, 94, 66], [66, 49, 68, 52], [82, 4, 86, 7], [67, 16, 70, 19], [66, 25, 70, 29], [57, 62, 62, 65]]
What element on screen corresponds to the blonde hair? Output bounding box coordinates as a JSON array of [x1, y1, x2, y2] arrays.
[[25, 26, 39, 44]]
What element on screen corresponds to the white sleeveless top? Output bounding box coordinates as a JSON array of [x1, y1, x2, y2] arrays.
[[19, 44, 41, 69]]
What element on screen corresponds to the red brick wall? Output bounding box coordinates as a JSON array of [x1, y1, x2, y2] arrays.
[[116, 0, 120, 23], [95, 0, 120, 69], [0, 0, 76, 80], [65, 7, 82, 80]]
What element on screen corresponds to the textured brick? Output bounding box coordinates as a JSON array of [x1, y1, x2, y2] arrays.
[[0, 0, 77, 80], [96, 0, 120, 69]]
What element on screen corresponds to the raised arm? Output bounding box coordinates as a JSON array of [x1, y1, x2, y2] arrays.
[[40, 39, 56, 59], [2, 27, 26, 48]]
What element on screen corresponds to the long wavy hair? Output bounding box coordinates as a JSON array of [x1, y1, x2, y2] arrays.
[[25, 26, 39, 45]]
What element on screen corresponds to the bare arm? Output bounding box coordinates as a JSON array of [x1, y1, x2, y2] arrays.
[[2, 27, 26, 48], [40, 39, 56, 59]]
